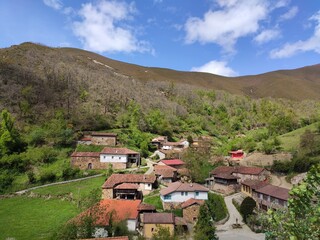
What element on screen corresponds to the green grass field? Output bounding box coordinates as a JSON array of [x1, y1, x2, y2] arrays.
[[32, 175, 106, 201], [279, 122, 319, 151], [0, 197, 79, 240], [144, 194, 163, 210]]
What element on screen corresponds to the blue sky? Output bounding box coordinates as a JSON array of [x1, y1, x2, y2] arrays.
[[1, 0, 320, 76]]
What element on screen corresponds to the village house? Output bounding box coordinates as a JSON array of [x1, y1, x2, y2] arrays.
[[102, 174, 157, 199], [151, 136, 168, 149], [153, 164, 178, 183], [181, 198, 205, 223], [206, 166, 269, 194], [142, 213, 175, 239], [75, 199, 141, 237], [252, 184, 290, 210], [160, 182, 209, 210], [71, 147, 140, 170], [241, 179, 269, 198], [229, 150, 245, 161], [91, 132, 117, 146], [159, 159, 186, 169], [162, 139, 189, 151]]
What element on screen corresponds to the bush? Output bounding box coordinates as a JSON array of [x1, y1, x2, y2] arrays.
[[61, 166, 80, 180], [271, 160, 293, 174], [207, 192, 228, 221], [39, 169, 57, 184], [240, 197, 256, 222], [0, 170, 14, 194], [27, 171, 36, 184]]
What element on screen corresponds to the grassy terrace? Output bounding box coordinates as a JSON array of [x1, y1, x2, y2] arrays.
[[0, 197, 79, 240]]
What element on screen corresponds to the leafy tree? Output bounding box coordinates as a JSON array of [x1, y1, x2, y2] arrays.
[[194, 204, 218, 240], [240, 197, 256, 222], [0, 109, 26, 156], [207, 192, 228, 221], [267, 164, 320, 239]]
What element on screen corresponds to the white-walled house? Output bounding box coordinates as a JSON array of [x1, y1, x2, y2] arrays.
[[160, 182, 209, 209]]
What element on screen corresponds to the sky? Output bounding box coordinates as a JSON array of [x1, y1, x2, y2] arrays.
[[0, 0, 320, 77]]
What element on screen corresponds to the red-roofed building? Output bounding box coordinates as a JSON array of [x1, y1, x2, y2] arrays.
[[153, 164, 177, 183], [71, 147, 140, 170], [229, 150, 245, 161], [181, 198, 205, 223], [75, 199, 141, 237], [159, 159, 185, 169], [102, 174, 157, 199], [142, 213, 175, 238]]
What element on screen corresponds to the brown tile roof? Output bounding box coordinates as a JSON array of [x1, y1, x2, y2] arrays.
[[175, 216, 188, 226], [151, 136, 167, 142], [137, 203, 156, 211], [160, 182, 209, 196], [181, 198, 205, 208], [114, 183, 139, 190], [161, 159, 185, 166], [154, 165, 177, 178], [211, 166, 265, 176], [71, 152, 100, 157], [91, 132, 117, 137], [143, 213, 175, 224], [102, 174, 156, 189], [75, 199, 141, 226], [101, 147, 139, 155], [79, 137, 92, 141], [255, 184, 290, 201], [241, 180, 269, 190]]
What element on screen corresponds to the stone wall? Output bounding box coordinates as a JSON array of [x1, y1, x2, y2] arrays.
[[183, 204, 201, 223], [91, 136, 116, 146], [102, 188, 113, 199], [71, 156, 126, 170], [162, 202, 181, 210]]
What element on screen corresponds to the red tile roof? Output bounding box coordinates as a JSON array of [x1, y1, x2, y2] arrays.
[[211, 166, 265, 176], [76, 199, 141, 226], [114, 183, 139, 190], [255, 184, 290, 201], [71, 152, 100, 157], [181, 198, 205, 208], [79, 137, 92, 141], [154, 165, 177, 178], [143, 213, 175, 224], [241, 180, 269, 190], [101, 147, 139, 155], [91, 132, 117, 137], [137, 203, 156, 211], [161, 159, 185, 166], [102, 174, 156, 189], [160, 182, 209, 196]]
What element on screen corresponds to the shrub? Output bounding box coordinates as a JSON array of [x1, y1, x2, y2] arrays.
[[240, 197, 256, 222], [207, 192, 228, 221], [39, 169, 57, 184], [27, 171, 36, 184], [61, 166, 80, 180]]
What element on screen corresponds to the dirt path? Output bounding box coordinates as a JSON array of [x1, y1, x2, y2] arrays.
[[270, 174, 292, 189], [144, 158, 155, 175], [216, 193, 265, 240]]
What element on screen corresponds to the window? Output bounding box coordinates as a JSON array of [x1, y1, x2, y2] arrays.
[[181, 192, 184, 196], [151, 228, 154, 232], [119, 157, 121, 159], [185, 192, 188, 196], [104, 156, 106, 159], [147, 184, 151, 187], [164, 194, 171, 200], [112, 156, 114, 159], [196, 192, 199, 196]]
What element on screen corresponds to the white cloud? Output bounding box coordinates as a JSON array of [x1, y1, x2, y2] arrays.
[[184, 0, 270, 52], [280, 6, 298, 21], [270, 11, 320, 58], [43, 0, 63, 10], [72, 0, 152, 53], [254, 29, 281, 44], [191, 60, 237, 77]]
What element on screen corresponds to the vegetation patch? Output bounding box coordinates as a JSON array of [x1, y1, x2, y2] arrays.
[[143, 195, 163, 210]]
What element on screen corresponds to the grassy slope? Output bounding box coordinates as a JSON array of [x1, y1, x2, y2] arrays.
[[0, 176, 106, 239], [0, 197, 79, 240], [279, 123, 319, 151]]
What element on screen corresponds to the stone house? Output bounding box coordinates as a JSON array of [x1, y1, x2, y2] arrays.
[[153, 164, 177, 183], [241, 179, 269, 198], [181, 198, 205, 223], [142, 213, 175, 239], [91, 132, 117, 146], [71, 147, 140, 170], [151, 136, 168, 149], [102, 174, 157, 199], [160, 182, 209, 210]]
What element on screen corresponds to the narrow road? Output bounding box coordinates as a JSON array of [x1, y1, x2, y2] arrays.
[[144, 158, 155, 175], [15, 174, 104, 195], [216, 193, 265, 240]]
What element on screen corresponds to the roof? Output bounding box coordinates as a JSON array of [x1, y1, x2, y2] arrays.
[[71, 152, 100, 157], [91, 132, 117, 137], [161, 159, 185, 166], [154, 165, 177, 178], [211, 166, 265, 176], [175, 217, 187, 226], [101, 147, 139, 155], [102, 174, 156, 189], [181, 198, 205, 208], [230, 150, 244, 154], [137, 203, 156, 211], [143, 213, 175, 224], [114, 183, 139, 190], [76, 199, 141, 226], [79, 137, 92, 141], [151, 136, 167, 142], [241, 180, 269, 190], [160, 182, 209, 196], [255, 184, 290, 201]]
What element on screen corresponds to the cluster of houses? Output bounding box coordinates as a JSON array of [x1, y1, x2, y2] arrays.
[[70, 133, 291, 239]]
